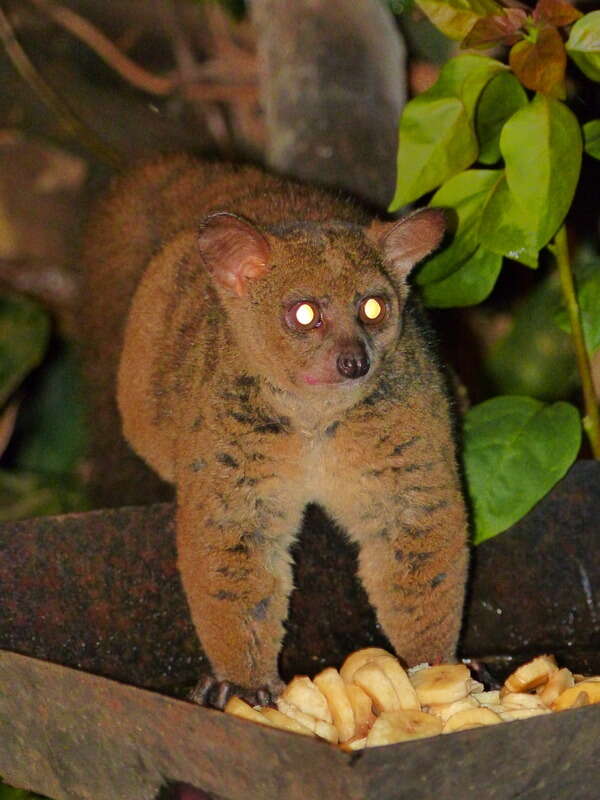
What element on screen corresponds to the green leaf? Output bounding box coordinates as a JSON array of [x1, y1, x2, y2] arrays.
[[583, 119, 600, 159], [0, 470, 88, 522], [421, 169, 502, 278], [463, 396, 581, 544], [474, 96, 567, 267], [475, 72, 528, 164], [566, 10, 600, 81], [499, 94, 582, 250], [420, 167, 538, 271], [416, 169, 504, 304], [0, 295, 50, 408], [0, 779, 46, 799], [419, 245, 502, 306], [390, 55, 505, 208], [14, 344, 88, 475], [429, 54, 506, 117], [416, 0, 502, 40], [478, 173, 539, 267], [391, 97, 477, 209]]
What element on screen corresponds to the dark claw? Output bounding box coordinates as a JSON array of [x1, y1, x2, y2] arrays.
[[213, 680, 235, 709], [187, 675, 216, 706], [255, 687, 275, 707], [188, 675, 276, 710]]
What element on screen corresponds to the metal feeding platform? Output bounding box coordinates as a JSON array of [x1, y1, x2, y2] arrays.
[[1, 462, 599, 799]]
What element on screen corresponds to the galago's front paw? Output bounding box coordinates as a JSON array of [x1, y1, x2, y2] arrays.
[[188, 674, 282, 709]]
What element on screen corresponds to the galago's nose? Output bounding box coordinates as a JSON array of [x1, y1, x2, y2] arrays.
[[336, 343, 370, 379]]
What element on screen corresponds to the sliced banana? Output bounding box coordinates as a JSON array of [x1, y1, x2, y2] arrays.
[[345, 683, 376, 738], [449, 722, 486, 732], [353, 662, 401, 712], [366, 709, 442, 747], [500, 708, 550, 721], [426, 695, 480, 723], [442, 707, 503, 733], [573, 692, 591, 708], [552, 681, 600, 711], [472, 690, 501, 707], [339, 647, 392, 684], [373, 655, 420, 710], [314, 667, 356, 742], [224, 696, 275, 727], [538, 668, 574, 707], [314, 719, 341, 743], [468, 679, 485, 694], [500, 692, 549, 711], [482, 704, 510, 716], [260, 707, 316, 736], [281, 675, 333, 723], [228, 651, 600, 748], [341, 736, 368, 751], [410, 663, 472, 705], [276, 698, 339, 743], [503, 655, 558, 693]]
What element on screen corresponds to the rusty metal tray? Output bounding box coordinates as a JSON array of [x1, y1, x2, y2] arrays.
[[1, 461, 599, 799], [1, 649, 599, 800]]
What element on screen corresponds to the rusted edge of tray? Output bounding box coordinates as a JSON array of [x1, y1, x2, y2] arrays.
[[1, 649, 599, 800]]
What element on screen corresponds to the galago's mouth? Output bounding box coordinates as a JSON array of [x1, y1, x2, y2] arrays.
[[301, 372, 368, 387]]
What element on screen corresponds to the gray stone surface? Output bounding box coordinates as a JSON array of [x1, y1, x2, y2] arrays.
[[253, 0, 406, 209]]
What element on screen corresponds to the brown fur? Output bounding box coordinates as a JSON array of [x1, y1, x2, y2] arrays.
[[83, 155, 468, 692]]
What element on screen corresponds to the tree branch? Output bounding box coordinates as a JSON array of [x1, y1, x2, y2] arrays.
[[550, 225, 600, 458], [27, 0, 259, 105], [0, 2, 124, 169], [29, 0, 176, 96]]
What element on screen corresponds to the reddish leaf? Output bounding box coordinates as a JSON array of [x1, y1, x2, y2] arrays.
[[509, 25, 567, 97], [533, 0, 582, 27], [463, 8, 528, 47]]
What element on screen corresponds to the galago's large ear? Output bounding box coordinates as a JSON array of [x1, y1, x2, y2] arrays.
[[198, 212, 271, 296], [367, 208, 446, 280]]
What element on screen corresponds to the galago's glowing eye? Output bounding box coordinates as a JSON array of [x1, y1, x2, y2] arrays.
[[359, 296, 387, 325], [296, 303, 316, 326], [285, 300, 323, 331]]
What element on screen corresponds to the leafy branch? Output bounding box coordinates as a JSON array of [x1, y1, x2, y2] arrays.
[[390, 0, 600, 542]]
